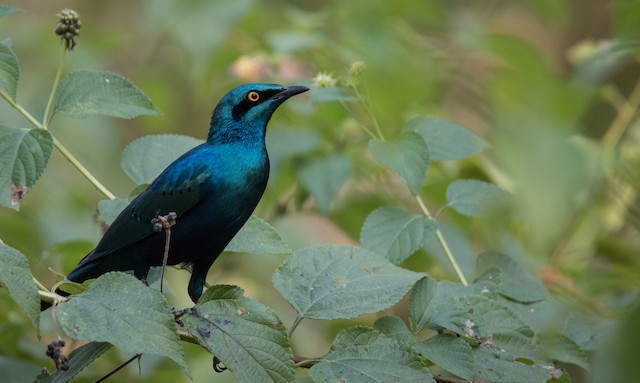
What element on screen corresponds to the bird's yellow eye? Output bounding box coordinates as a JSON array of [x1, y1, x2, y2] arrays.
[[247, 91, 260, 102]]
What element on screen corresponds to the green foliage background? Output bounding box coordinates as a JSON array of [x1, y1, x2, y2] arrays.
[[1, 0, 639, 382]]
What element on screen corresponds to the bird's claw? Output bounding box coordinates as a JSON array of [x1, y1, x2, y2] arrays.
[[172, 307, 200, 326]]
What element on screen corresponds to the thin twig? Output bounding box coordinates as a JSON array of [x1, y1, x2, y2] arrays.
[[151, 212, 177, 294], [602, 74, 640, 148], [43, 48, 66, 127], [95, 354, 141, 383], [416, 196, 468, 285], [288, 315, 303, 339]]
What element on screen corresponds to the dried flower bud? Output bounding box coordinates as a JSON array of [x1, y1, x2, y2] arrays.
[[55, 8, 81, 50]]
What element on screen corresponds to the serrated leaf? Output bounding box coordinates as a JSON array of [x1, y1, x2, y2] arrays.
[[0, 38, 12, 47], [562, 313, 615, 351], [409, 277, 476, 333], [56, 272, 188, 375], [309, 87, 356, 102], [183, 285, 294, 383], [0, 243, 39, 335], [53, 70, 161, 119], [468, 297, 530, 339], [226, 216, 291, 255], [473, 345, 552, 383], [373, 316, 419, 347], [35, 342, 112, 383], [406, 116, 489, 161], [369, 132, 430, 195], [298, 155, 351, 213], [445, 179, 512, 217], [273, 245, 423, 320], [539, 333, 590, 371], [310, 326, 434, 383], [97, 198, 129, 226], [361, 206, 437, 264], [0, 5, 22, 20], [476, 251, 546, 303], [198, 284, 246, 303], [120, 134, 203, 185], [414, 334, 474, 380], [0, 43, 19, 100], [0, 126, 53, 209]]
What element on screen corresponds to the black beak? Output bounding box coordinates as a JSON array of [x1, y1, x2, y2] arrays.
[[273, 85, 309, 100]]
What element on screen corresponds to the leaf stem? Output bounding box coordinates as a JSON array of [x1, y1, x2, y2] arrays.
[[43, 48, 66, 127], [415, 195, 468, 285], [288, 315, 303, 338], [33, 276, 49, 292], [0, 89, 43, 128], [52, 136, 116, 199], [0, 89, 116, 200], [602, 74, 640, 148]]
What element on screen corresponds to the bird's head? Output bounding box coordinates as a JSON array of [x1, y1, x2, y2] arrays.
[[208, 83, 309, 143]]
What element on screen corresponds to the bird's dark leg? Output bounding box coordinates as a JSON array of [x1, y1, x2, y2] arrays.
[[133, 263, 150, 286], [188, 259, 215, 303]]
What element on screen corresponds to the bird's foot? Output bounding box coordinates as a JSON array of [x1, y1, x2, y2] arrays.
[[172, 307, 200, 326], [213, 356, 227, 373]]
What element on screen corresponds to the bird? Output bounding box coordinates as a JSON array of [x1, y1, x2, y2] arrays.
[[44, 83, 308, 309]]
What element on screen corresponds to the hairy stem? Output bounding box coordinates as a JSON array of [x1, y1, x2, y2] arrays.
[[43, 48, 66, 127], [52, 136, 117, 199], [416, 195, 468, 285], [0, 89, 116, 200], [602, 75, 640, 148], [288, 315, 303, 338]]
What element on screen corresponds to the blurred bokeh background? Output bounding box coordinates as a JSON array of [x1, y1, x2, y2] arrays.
[[1, 0, 639, 382]]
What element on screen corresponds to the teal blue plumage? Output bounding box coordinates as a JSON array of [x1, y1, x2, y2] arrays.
[[61, 84, 308, 304]]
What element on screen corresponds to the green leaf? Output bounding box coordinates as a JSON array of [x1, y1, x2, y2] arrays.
[[414, 334, 474, 380], [473, 345, 552, 383], [562, 313, 615, 351], [373, 316, 419, 347], [539, 333, 590, 371], [226, 216, 291, 255], [0, 5, 22, 20], [445, 179, 512, 217], [360, 206, 437, 264], [476, 251, 546, 303], [406, 116, 489, 161], [310, 326, 434, 383], [53, 70, 161, 119], [309, 87, 356, 102], [120, 134, 203, 185], [35, 342, 112, 383], [182, 285, 294, 383], [56, 272, 189, 375], [298, 155, 351, 213], [0, 43, 19, 101], [0, 243, 40, 335], [369, 132, 430, 195], [409, 277, 475, 333], [0, 357, 40, 383], [0, 126, 53, 209], [272, 245, 423, 320], [97, 198, 129, 226]]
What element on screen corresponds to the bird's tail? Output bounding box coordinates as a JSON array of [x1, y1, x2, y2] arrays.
[[40, 250, 97, 311]]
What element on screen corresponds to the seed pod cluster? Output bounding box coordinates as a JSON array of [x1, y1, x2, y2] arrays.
[[55, 8, 81, 50]]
